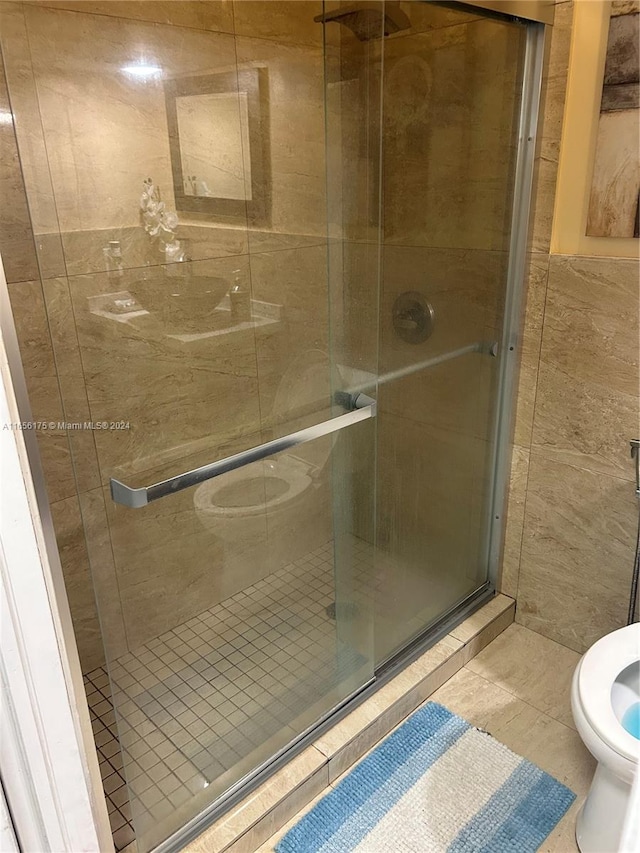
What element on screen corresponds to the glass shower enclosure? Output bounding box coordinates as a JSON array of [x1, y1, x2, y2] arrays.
[[0, 1, 542, 850]]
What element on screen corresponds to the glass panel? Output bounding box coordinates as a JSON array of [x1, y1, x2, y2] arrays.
[[0, 1, 380, 849], [0, 0, 532, 848], [373, 6, 528, 663]]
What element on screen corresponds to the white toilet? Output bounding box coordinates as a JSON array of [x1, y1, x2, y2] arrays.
[[193, 350, 335, 567], [571, 623, 640, 853]]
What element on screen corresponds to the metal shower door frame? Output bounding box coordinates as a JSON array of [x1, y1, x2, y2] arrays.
[[154, 14, 548, 853], [485, 20, 546, 590], [0, 8, 547, 853]]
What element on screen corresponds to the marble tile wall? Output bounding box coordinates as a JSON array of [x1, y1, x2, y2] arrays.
[[500, 1, 640, 653], [0, 53, 109, 672], [0, 0, 334, 665]]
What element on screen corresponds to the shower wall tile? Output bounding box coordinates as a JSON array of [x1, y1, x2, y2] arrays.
[[0, 62, 39, 282], [500, 443, 529, 601], [375, 413, 490, 653], [338, 241, 380, 374], [103, 449, 270, 651], [516, 452, 637, 653], [0, 4, 67, 257], [535, 255, 639, 397], [78, 488, 128, 663], [512, 253, 549, 448], [41, 275, 104, 493], [379, 245, 504, 442], [248, 243, 330, 431], [31, 1, 235, 34], [6, 279, 56, 376], [531, 255, 639, 476], [533, 362, 639, 482], [235, 35, 326, 242], [397, 1, 483, 35], [50, 494, 105, 672], [65, 257, 262, 485], [232, 1, 323, 47], [382, 18, 524, 252], [19, 4, 239, 240], [528, 2, 573, 254]]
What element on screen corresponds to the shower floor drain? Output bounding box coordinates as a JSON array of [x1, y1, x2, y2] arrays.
[[325, 601, 360, 620]]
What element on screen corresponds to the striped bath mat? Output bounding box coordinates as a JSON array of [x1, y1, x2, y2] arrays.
[[276, 703, 575, 853]]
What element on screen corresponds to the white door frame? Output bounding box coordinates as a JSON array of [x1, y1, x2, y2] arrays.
[[0, 259, 111, 852]]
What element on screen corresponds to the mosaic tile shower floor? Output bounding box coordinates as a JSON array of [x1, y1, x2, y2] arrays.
[[83, 537, 477, 850], [84, 540, 369, 851]]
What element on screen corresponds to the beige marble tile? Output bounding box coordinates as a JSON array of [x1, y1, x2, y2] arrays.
[[533, 361, 639, 481], [78, 488, 127, 663], [225, 765, 328, 853], [0, 5, 68, 254], [396, 1, 483, 35], [513, 253, 549, 448], [460, 603, 515, 665], [0, 236, 39, 283], [527, 2, 572, 253], [499, 443, 530, 598], [184, 746, 327, 853], [232, 1, 322, 47], [528, 155, 560, 255], [50, 494, 105, 671], [382, 19, 525, 252], [315, 636, 464, 780], [516, 453, 637, 654], [539, 1, 573, 152], [466, 623, 580, 729], [532, 255, 640, 480], [254, 789, 328, 853], [19, 4, 238, 246], [247, 244, 330, 434], [6, 279, 56, 377], [235, 36, 326, 242], [65, 257, 262, 486], [542, 257, 639, 393], [32, 1, 234, 33], [0, 62, 40, 283], [374, 414, 493, 662], [39, 276, 109, 493], [451, 593, 514, 645], [431, 667, 594, 797]]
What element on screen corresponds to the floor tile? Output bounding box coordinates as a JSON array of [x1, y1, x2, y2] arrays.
[[466, 622, 581, 729]]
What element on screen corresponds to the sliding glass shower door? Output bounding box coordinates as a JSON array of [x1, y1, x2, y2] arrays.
[[1, 0, 532, 849], [324, 2, 528, 664]]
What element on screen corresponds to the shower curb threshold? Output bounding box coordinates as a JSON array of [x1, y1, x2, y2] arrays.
[[173, 593, 515, 853]]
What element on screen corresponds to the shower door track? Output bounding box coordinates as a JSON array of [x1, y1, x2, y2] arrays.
[[153, 583, 495, 853]]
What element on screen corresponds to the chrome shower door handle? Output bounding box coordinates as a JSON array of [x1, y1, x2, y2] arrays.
[[110, 393, 376, 509]]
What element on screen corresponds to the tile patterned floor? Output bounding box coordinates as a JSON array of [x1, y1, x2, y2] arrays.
[[257, 624, 595, 852], [84, 540, 371, 851], [84, 668, 135, 851], [84, 535, 490, 851]]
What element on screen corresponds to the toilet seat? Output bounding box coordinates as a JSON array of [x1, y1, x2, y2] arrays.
[[194, 455, 312, 518], [577, 624, 640, 764]]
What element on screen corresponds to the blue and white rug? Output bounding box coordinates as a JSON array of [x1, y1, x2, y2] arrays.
[[276, 703, 575, 853]]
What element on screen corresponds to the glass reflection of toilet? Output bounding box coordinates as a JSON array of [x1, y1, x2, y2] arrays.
[[571, 622, 640, 852], [193, 351, 336, 577]]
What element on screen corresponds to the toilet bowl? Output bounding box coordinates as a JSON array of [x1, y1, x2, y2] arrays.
[[571, 623, 640, 853], [193, 350, 335, 562]]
